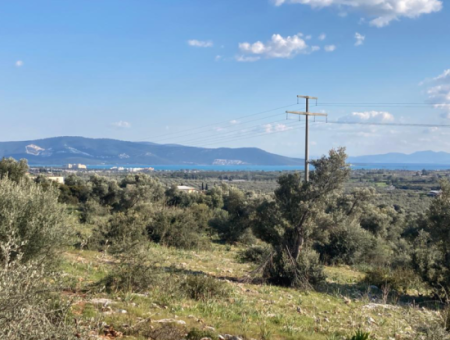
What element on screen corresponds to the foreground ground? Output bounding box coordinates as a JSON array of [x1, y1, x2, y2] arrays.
[[62, 244, 444, 340]]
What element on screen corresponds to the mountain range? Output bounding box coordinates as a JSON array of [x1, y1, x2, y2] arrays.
[[0, 137, 304, 166], [348, 151, 450, 165], [1, 137, 450, 166]]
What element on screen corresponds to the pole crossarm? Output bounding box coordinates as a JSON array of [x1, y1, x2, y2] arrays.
[[297, 95, 318, 100], [286, 110, 327, 117]]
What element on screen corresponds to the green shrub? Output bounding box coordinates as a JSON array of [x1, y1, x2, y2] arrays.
[[364, 267, 422, 293], [238, 244, 271, 263], [0, 178, 70, 265], [180, 275, 230, 301], [317, 222, 375, 266], [348, 330, 371, 340], [265, 247, 326, 288], [100, 245, 165, 293], [0, 157, 28, 183], [0, 237, 93, 339], [148, 208, 210, 250]]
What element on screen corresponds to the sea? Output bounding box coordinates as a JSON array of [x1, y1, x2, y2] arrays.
[[30, 163, 450, 171]]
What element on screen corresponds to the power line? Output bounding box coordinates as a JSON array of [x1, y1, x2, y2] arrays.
[[318, 102, 450, 105], [147, 103, 299, 142], [189, 119, 302, 147], [154, 112, 287, 143], [315, 121, 450, 128], [199, 122, 306, 148]]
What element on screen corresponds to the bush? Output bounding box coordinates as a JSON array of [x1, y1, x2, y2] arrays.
[[0, 237, 93, 339], [364, 267, 422, 293], [80, 198, 111, 224], [180, 275, 230, 301], [100, 245, 164, 293], [347, 330, 371, 340], [149, 208, 210, 250], [264, 247, 325, 288], [238, 244, 271, 263], [317, 222, 375, 265], [0, 178, 70, 265], [0, 157, 28, 183]]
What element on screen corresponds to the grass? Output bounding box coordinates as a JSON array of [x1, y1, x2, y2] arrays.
[[61, 244, 444, 340]]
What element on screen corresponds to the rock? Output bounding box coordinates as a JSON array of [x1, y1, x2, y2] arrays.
[[204, 326, 216, 331], [220, 335, 234, 340], [154, 318, 186, 325], [370, 285, 379, 290], [324, 317, 330, 323], [200, 338, 212, 340], [296, 306, 302, 314], [117, 309, 127, 314], [103, 325, 123, 338], [90, 298, 113, 306], [367, 316, 376, 325]]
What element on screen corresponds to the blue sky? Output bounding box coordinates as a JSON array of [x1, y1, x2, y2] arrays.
[[1, 0, 449, 157]]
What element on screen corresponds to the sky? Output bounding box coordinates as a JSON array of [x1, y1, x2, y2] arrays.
[[1, 0, 450, 157]]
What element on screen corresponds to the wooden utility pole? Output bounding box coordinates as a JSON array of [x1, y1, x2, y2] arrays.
[[286, 95, 327, 182]]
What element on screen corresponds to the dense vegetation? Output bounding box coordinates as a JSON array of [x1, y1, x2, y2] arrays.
[[2, 153, 450, 339]]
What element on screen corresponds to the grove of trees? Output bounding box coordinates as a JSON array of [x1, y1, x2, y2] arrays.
[[2, 152, 450, 337]]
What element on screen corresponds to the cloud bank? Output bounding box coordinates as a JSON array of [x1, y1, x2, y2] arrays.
[[272, 0, 442, 27]]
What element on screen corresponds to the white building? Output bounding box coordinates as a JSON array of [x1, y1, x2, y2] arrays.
[[177, 185, 197, 193], [66, 164, 87, 170]]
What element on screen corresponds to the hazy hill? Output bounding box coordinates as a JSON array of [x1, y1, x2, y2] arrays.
[[0, 136, 304, 166], [348, 150, 450, 164]]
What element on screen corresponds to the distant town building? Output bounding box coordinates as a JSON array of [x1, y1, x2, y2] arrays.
[[47, 176, 65, 184], [66, 164, 87, 170], [110, 167, 155, 172], [177, 185, 197, 193]]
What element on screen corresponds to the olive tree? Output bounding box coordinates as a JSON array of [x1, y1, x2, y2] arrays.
[[0, 178, 69, 264], [412, 180, 450, 297], [251, 148, 350, 287], [0, 157, 28, 183]]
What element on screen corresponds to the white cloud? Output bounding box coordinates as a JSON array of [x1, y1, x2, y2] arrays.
[[264, 123, 293, 133], [272, 0, 442, 27], [230, 120, 240, 125], [15, 60, 23, 67], [238, 33, 316, 60], [111, 121, 131, 129], [215, 55, 222, 61], [187, 39, 213, 48], [338, 111, 395, 123], [424, 69, 450, 119], [355, 32, 365, 46], [318, 33, 326, 40], [235, 55, 261, 62], [324, 45, 336, 52]]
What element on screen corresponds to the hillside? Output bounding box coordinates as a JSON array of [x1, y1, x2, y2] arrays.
[[0, 136, 303, 166], [63, 244, 441, 340]]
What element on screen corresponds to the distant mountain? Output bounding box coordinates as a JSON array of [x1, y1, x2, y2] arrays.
[[348, 151, 450, 164], [0, 136, 304, 166]]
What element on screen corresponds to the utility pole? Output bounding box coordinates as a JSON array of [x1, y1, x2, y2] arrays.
[[286, 95, 327, 182]]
